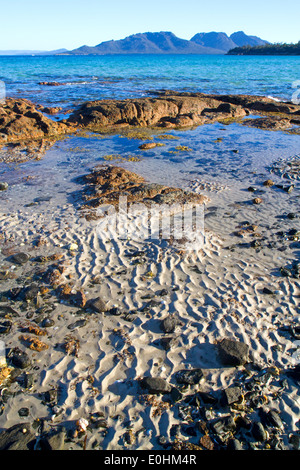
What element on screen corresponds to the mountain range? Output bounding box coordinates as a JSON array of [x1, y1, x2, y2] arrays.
[[63, 31, 269, 55], [0, 32, 269, 56]]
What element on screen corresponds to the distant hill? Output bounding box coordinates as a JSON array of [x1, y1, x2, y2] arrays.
[[0, 49, 68, 56], [68, 32, 225, 55], [190, 32, 238, 52], [230, 31, 269, 48], [0, 31, 270, 56], [190, 31, 269, 52], [228, 41, 300, 55]]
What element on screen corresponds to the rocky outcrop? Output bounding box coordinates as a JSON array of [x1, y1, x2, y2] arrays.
[[67, 92, 247, 130], [67, 91, 300, 132], [2, 92, 300, 149], [78, 165, 208, 219], [0, 98, 76, 145]]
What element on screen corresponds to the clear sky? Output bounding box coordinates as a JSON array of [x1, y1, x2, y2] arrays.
[[1, 0, 299, 50]]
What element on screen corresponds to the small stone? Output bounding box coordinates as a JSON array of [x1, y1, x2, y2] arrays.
[[253, 197, 263, 204], [11, 253, 30, 265], [223, 386, 242, 405], [9, 348, 31, 369], [175, 368, 203, 385], [0, 182, 9, 191], [139, 142, 157, 150], [160, 337, 175, 351], [18, 407, 30, 417], [88, 297, 108, 313], [252, 421, 268, 441], [160, 316, 176, 333], [140, 377, 172, 394], [266, 410, 283, 429], [247, 186, 257, 192], [262, 287, 275, 295], [227, 438, 243, 450], [287, 213, 297, 220], [170, 387, 183, 402], [42, 318, 55, 328], [263, 179, 274, 187]]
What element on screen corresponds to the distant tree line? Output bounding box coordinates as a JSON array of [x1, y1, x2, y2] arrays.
[[227, 41, 300, 55]]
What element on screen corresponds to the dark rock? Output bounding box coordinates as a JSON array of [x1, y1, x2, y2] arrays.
[[9, 347, 31, 369], [0, 182, 8, 191], [160, 316, 177, 333], [44, 388, 58, 404], [171, 387, 183, 402], [10, 252, 30, 265], [67, 319, 87, 330], [262, 287, 275, 295], [0, 320, 12, 334], [222, 386, 243, 405], [18, 407, 30, 417], [251, 421, 268, 441], [88, 297, 109, 313], [227, 438, 243, 450], [217, 338, 249, 366], [160, 337, 176, 351], [266, 410, 284, 429], [140, 377, 172, 394], [211, 415, 236, 435], [0, 423, 36, 450], [175, 369, 204, 385], [44, 429, 66, 450], [41, 318, 55, 328]]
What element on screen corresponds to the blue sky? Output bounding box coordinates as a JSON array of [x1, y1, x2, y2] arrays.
[[1, 0, 299, 50]]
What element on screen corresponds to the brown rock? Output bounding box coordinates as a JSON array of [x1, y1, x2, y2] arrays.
[[253, 197, 263, 204], [263, 179, 274, 187], [0, 98, 76, 145], [139, 142, 157, 150]]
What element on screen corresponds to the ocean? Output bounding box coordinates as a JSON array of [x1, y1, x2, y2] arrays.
[[0, 54, 300, 110]]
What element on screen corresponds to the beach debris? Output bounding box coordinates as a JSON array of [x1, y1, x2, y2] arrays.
[[63, 335, 80, 357], [0, 366, 12, 385], [19, 335, 49, 352], [76, 417, 89, 434]]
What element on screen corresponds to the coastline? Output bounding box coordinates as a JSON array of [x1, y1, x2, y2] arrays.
[[0, 91, 299, 451]]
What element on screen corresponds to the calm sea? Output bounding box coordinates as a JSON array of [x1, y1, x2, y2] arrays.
[[0, 54, 300, 109]]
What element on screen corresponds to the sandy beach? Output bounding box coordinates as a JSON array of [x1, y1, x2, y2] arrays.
[[0, 112, 299, 451]]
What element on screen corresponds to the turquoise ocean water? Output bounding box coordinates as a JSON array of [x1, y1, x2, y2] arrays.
[[0, 54, 300, 109]]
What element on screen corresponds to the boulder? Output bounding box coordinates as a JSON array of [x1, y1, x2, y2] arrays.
[[217, 338, 249, 366], [140, 377, 172, 394]]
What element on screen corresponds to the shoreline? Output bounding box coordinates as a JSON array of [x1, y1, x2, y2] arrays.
[[0, 91, 299, 450]]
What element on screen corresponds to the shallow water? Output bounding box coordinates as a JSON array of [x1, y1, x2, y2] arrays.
[[1, 121, 300, 214], [1, 54, 300, 110]]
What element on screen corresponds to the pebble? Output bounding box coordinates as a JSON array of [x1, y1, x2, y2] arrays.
[[0, 182, 8, 191], [11, 252, 30, 265], [160, 316, 176, 333]]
